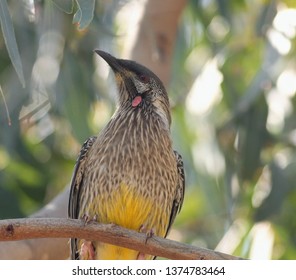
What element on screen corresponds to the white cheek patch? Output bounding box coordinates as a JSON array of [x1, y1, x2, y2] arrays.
[[134, 79, 149, 94], [155, 105, 170, 131]]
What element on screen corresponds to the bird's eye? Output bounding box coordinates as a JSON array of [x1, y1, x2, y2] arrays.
[[139, 74, 149, 83]]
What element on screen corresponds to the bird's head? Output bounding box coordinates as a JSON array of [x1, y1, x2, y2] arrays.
[[95, 50, 171, 129]]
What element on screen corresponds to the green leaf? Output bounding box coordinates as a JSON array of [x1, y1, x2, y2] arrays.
[[255, 162, 291, 221], [56, 50, 93, 143], [282, 0, 296, 8], [51, 0, 74, 14], [0, 0, 25, 88], [73, 0, 95, 30], [238, 95, 269, 182]]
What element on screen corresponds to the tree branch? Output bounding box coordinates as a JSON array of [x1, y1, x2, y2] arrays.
[[125, 0, 187, 86], [0, 188, 70, 260], [0, 218, 242, 260]]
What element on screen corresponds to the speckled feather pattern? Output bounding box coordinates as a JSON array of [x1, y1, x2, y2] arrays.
[[68, 51, 185, 260], [79, 110, 178, 258]]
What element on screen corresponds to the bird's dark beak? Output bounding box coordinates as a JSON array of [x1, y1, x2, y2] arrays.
[[95, 50, 124, 74], [95, 50, 138, 98]]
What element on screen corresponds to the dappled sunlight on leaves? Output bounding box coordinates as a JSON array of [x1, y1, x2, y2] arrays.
[[0, 0, 296, 259]]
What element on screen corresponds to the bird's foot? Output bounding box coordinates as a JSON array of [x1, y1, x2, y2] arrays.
[[135, 225, 155, 260], [137, 252, 146, 260], [80, 240, 95, 260], [81, 214, 97, 226], [145, 229, 154, 244], [139, 225, 155, 244]]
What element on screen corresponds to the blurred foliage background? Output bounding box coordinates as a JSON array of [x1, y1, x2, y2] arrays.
[[0, 0, 296, 259]]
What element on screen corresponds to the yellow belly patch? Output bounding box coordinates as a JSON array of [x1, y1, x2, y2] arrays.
[[84, 183, 165, 259]]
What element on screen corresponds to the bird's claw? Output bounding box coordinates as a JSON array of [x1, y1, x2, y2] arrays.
[[145, 229, 154, 244], [139, 225, 154, 244], [81, 214, 97, 226]]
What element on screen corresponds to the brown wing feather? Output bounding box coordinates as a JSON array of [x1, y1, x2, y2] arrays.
[[68, 136, 97, 260], [165, 150, 185, 237]]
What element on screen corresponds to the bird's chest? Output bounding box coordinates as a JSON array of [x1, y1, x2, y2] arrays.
[[82, 129, 177, 231], [88, 126, 176, 194]]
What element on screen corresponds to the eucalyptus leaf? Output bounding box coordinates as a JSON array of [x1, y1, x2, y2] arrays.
[[51, 0, 74, 14], [255, 162, 291, 221], [73, 0, 95, 30], [0, 0, 25, 87]]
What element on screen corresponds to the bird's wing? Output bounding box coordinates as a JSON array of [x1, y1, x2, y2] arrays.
[[68, 136, 97, 260], [165, 150, 185, 237]]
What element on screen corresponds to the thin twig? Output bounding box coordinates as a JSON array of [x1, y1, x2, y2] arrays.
[[0, 218, 242, 260]]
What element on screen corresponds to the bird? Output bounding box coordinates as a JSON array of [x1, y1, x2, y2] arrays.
[[68, 50, 185, 260]]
